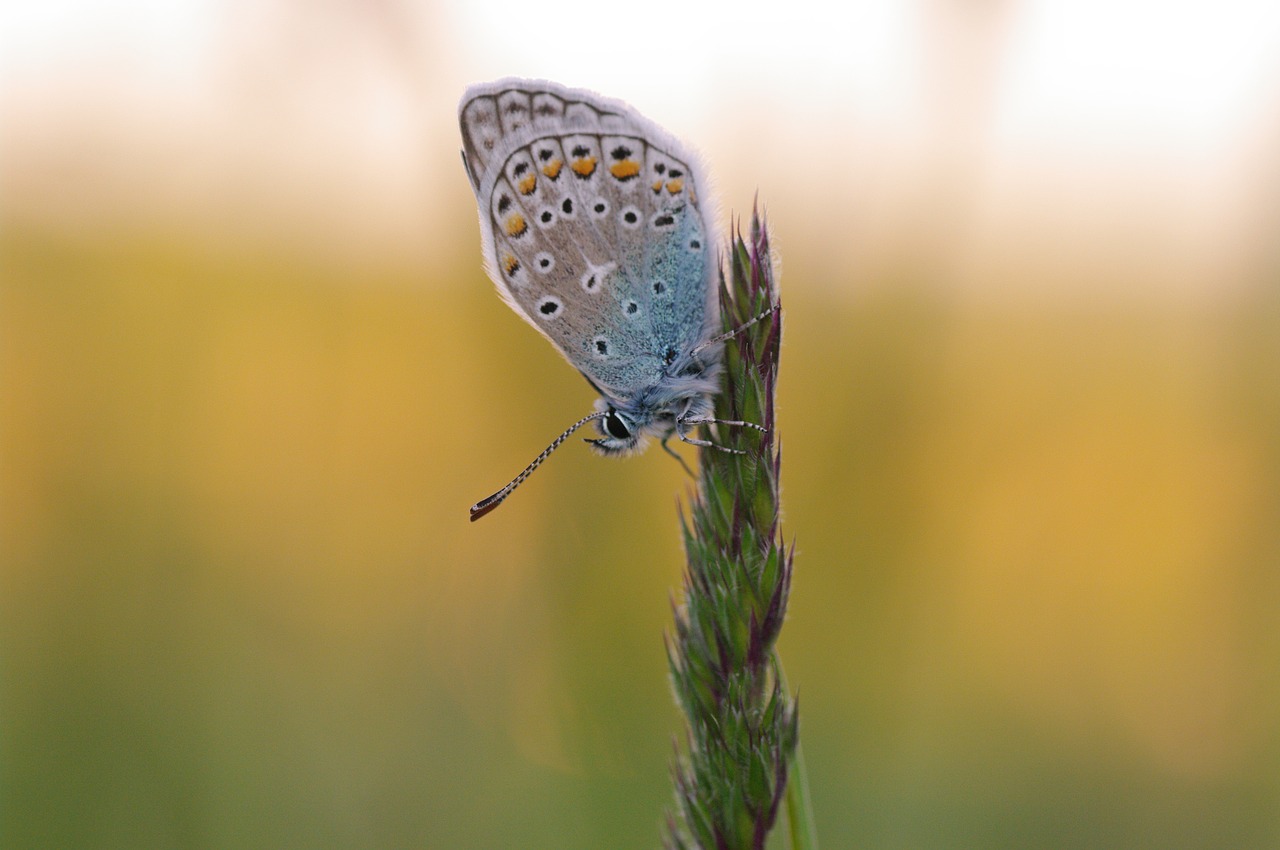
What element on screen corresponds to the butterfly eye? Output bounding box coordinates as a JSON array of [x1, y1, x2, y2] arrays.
[[604, 410, 631, 440]]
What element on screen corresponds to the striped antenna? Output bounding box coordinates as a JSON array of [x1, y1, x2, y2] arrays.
[[469, 411, 608, 521]]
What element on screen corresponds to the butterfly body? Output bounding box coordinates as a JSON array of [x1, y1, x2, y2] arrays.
[[459, 79, 721, 458]]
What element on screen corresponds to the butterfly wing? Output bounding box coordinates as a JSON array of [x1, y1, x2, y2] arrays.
[[459, 79, 717, 400]]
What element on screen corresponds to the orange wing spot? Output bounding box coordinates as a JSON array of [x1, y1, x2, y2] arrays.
[[609, 160, 641, 180], [502, 254, 520, 275], [505, 214, 527, 237], [570, 156, 597, 178], [542, 159, 562, 179], [665, 179, 684, 194], [517, 175, 537, 195], [651, 179, 664, 193]]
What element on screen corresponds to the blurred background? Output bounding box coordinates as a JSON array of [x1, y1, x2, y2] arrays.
[[3, 1, 1279, 847]]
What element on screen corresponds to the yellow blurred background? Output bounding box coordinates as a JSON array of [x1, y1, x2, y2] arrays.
[[3, 1, 1279, 847]]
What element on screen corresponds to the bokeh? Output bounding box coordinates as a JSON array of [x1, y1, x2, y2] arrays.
[[4, 2, 1279, 847]]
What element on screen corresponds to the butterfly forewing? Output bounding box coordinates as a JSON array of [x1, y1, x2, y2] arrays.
[[459, 80, 715, 398]]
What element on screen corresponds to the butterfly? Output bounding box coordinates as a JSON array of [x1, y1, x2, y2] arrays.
[[459, 79, 766, 520]]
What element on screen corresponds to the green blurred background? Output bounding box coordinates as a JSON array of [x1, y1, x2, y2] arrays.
[[4, 2, 1280, 847]]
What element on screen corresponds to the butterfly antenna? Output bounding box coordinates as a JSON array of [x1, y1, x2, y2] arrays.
[[469, 411, 608, 521]]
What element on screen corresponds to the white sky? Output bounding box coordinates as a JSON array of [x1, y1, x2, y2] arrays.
[[5, 0, 1277, 141], [4, 0, 1279, 295]]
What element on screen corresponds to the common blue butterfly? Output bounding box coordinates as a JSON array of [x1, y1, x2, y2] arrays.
[[460, 79, 765, 520]]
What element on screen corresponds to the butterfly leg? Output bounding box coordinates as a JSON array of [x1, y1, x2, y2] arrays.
[[672, 397, 765, 454], [676, 429, 739, 452], [677, 430, 744, 454], [679, 417, 768, 452], [681, 417, 768, 434], [690, 302, 781, 357], [659, 435, 697, 477]]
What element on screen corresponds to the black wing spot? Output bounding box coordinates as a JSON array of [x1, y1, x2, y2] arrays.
[[610, 145, 632, 160], [540, 210, 554, 223], [652, 281, 666, 294], [654, 162, 666, 174], [689, 239, 701, 250], [513, 161, 529, 176], [595, 337, 609, 355], [623, 210, 638, 225], [538, 298, 560, 316], [625, 301, 638, 315], [561, 198, 574, 214], [572, 144, 590, 157], [668, 168, 684, 178], [497, 195, 512, 213], [653, 213, 674, 228], [537, 148, 554, 161]]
